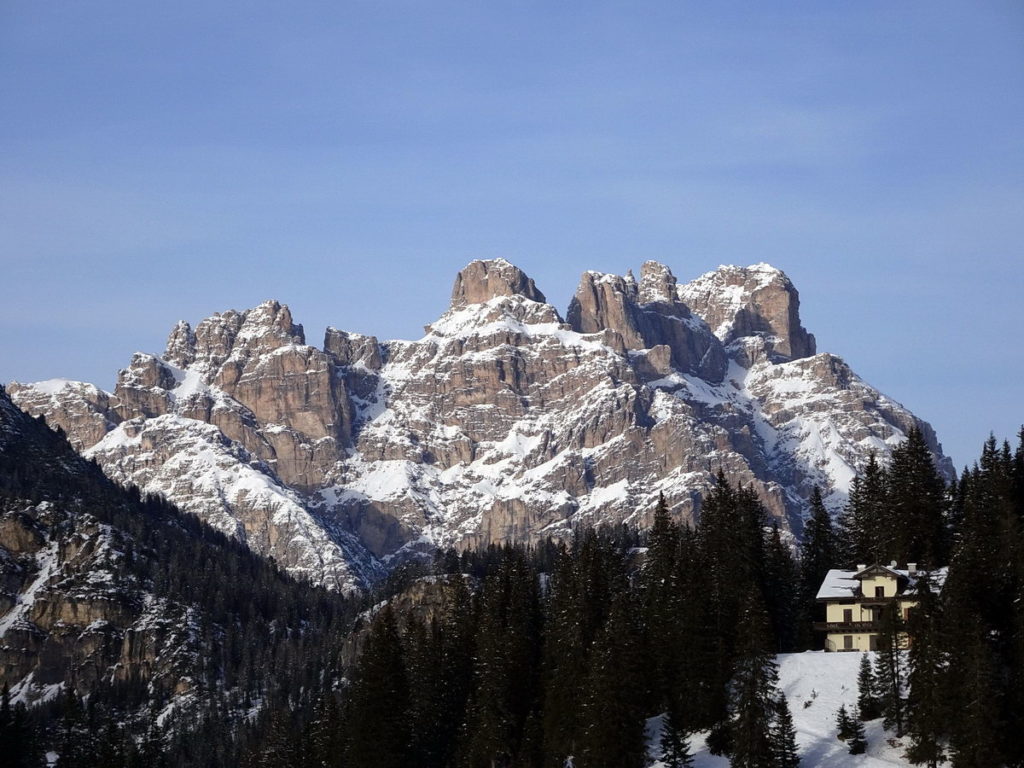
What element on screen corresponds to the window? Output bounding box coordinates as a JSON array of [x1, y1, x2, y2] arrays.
[[869, 635, 879, 651], [875, 586, 885, 598], [843, 609, 853, 623], [844, 635, 853, 650]]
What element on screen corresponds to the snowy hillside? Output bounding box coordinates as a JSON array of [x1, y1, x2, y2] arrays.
[[650, 652, 922, 768]]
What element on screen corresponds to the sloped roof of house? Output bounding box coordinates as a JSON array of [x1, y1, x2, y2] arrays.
[[815, 566, 948, 601]]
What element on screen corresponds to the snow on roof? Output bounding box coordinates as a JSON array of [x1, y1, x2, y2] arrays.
[[816, 565, 949, 601], [816, 569, 860, 600]]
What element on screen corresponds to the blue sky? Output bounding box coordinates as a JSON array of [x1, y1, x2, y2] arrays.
[[1, 1, 1021, 469]]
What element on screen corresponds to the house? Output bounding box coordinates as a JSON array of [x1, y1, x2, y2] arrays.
[[814, 562, 946, 652]]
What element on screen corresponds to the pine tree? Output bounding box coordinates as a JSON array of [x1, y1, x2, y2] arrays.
[[800, 486, 838, 597], [857, 653, 880, 721], [771, 695, 800, 768], [669, 524, 718, 731], [55, 689, 95, 768], [762, 522, 799, 652], [307, 692, 345, 768], [905, 575, 946, 768], [541, 545, 586, 766], [660, 707, 694, 768], [642, 493, 681, 706], [345, 605, 410, 768], [697, 474, 767, 724], [577, 590, 648, 768], [459, 550, 542, 768], [0, 683, 44, 768], [727, 593, 779, 768], [847, 718, 867, 755], [886, 427, 949, 567], [946, 620, 1005, 768], [837, 453, 888, 566], [874, 603, 906, 738], [798, 487, 837, 648], [835, 704, 854, 741]]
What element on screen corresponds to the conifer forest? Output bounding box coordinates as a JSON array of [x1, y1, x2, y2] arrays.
[[1, 394, 1021, 767]]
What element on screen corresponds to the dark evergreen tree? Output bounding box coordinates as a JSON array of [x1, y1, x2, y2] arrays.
[[762, 522, 799, 652], [697, 474, 766, 724], [577, 591, 647, 768], [857, 653, 880, 721], [55, 689, 95, 768], [835, 704, 854, 742], [945, 619, 1005, 768], [660, 707, 694, 768], [641, 493, 681, 705], [727, 593, 778, 768], [904, 575, 946, 768], [541, 545, 587, 766], [847, 718, 867, 755], [886, 427, 949, 567], [0, 683, 44, 768], [668, 524, 718, 731], [798, 487, 837, 648], [800, 487, 838, 589], [874, 603, 906, 738], [771, 695, 800, 768], [837, 453, 887, 566], [459, 550, 541, 768], [307, 691, 345, 768], [345, 605, 411, 768]]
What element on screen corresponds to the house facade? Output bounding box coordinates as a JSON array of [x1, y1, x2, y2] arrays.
[[814, 563, 944, 652]]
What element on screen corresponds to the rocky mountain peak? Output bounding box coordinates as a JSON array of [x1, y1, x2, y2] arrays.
[[568, 266, 726, 381], [638, 260, 679, 305], [237, 299, 305, 346], [678, 263, 816, 362], [164, 320, 196, 368], [449, 259, 546, 309]]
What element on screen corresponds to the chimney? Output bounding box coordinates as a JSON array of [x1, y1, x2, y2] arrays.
[[890, 560, 897, 568], [908, 563, 917, 575], [856, 564, 866, 571]]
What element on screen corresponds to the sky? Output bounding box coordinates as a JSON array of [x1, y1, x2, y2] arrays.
[[1, 1, 1021, 470]]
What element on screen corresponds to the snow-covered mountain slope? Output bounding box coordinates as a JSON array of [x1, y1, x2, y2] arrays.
[[9, 259, 952, 590], [0, 387, 222, 704], [650, 652, 922, 768]]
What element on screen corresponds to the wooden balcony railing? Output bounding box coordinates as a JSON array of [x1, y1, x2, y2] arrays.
[[813, 621, 880, 633]]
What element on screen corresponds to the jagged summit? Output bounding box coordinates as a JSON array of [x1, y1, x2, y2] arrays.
[[8, 258, 949, 591], [679, 263, 816, 362], [449, 258, 547, 309], [567, 262, 727, 381]]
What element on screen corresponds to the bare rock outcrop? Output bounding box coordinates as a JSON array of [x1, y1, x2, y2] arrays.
[[5, 380, 119, 452], [678, 263, 816, 361], [450, 258, 546, 309], [568, 261, 727, 381]]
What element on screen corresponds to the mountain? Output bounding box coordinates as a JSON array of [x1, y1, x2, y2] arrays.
[[0, 382, 352, 710], [8, 259, 952, 590]]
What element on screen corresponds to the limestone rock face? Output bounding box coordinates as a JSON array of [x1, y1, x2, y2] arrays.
[[678, 263, 816, 361], [8, 260, 952, 590], [0, 497, 198, 701], [5, 380, 118, 452], [450, 258, 546, 309], [567, 262, 727, 381]]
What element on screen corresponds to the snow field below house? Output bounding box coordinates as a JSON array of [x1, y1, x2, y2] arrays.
[[648, 651, 927, 768]]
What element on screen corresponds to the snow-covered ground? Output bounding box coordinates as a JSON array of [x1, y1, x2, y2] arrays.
[[649, 651, 926, 768]]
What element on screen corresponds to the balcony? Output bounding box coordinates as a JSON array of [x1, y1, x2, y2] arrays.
[[813, 621, 880, 633]]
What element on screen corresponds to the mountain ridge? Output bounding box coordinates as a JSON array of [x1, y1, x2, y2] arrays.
[[8, 260, 952, 591]]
